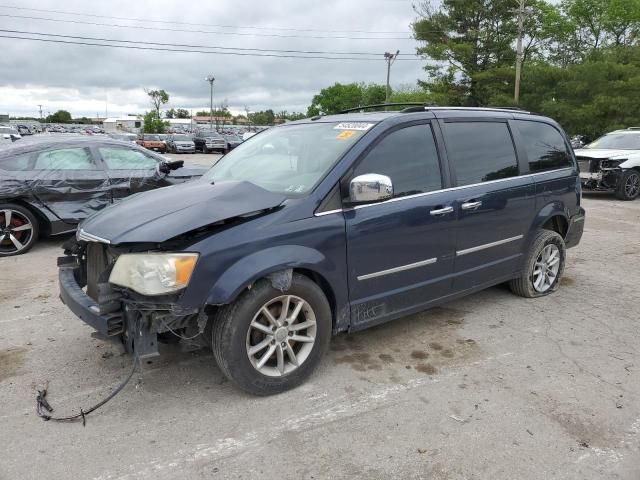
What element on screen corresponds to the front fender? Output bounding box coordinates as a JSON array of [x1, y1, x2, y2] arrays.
[[205, 245, 330, 305], [619, 157, 640, 169]]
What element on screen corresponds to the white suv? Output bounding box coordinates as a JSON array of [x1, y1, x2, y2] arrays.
[[575, 128, 640, 200]]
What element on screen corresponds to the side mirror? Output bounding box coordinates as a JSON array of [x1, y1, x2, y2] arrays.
[[349, 173, 393, 204], [159, 160, 184, 174]]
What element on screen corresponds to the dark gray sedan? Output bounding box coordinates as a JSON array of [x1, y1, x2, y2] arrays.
[[0, 136, 204, 255]]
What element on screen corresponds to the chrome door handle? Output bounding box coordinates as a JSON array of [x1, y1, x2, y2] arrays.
[[430, 206, 454, 216], [461, 201, 482, 210]]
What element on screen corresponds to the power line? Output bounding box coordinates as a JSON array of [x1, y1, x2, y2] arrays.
[[0, 13, 415, 41], [0, 33, 423, 61], [0, 29, 400, 57], [0, 4, 411, 35]]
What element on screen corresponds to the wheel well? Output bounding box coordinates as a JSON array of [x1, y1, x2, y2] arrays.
[[542, 215, 568, 238], [1, 199, 50, 236], [294, 268, 337, 331]]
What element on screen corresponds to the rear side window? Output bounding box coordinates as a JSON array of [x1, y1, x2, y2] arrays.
[[352, 124, 442, 198], [443, 122, 518, 185], [0, 153, 31, 171], [514, 120, 572, 172], [100, 148, 158, 170], [34, 148, 96, 170]]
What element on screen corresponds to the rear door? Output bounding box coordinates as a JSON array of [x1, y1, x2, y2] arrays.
[[97, 146, 166, 200], [29, 146, 111, 223], [344, 122, 458, 329], [440, 119, 535, 292]]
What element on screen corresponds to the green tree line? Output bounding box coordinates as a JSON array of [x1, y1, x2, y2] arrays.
[[306, 0, 640, 138]]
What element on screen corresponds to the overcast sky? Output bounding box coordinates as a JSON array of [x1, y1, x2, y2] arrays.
[[0, 0, 426, 118]]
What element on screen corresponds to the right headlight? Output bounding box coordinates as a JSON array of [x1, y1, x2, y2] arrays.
[[109, 253, 198, 296]]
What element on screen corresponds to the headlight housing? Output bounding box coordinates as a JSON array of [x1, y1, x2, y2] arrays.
[[109, 253, 198, 296]]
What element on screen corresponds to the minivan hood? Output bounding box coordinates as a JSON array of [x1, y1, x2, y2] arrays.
[[79, 180, 286, 244]]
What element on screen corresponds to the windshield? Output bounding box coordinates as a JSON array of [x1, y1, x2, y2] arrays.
[[145, 135, 160, 141], [586, 132, 640, 150], [225, 135, 241, 141], [202, 122, 372, 195], [0, 127, 18, 134], [172, 135, 191, 141]]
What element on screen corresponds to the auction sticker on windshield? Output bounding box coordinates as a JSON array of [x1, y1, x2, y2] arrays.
[[333, 122, 374, 131], [336, 130, 356, 140]]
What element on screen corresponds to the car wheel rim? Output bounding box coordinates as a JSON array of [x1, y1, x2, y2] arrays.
[[0, 209, 33, 254], [625, 173, 640, 197], [246, 295, 317, 377], [532, 244, 560, 293]]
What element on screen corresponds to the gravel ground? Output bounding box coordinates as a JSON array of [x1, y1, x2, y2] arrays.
[[0, 195, 638, 480]]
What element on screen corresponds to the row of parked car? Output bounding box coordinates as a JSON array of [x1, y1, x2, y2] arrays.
[[132, 130, 244, 154]]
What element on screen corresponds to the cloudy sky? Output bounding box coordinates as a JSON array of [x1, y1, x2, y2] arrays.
[[0, 0, 427, 119]]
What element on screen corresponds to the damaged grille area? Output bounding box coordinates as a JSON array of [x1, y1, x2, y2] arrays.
[[576, 156, 599, 173], [84, 242, 124, 335]]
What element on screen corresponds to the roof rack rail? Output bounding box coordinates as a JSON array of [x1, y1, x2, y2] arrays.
[[337, 104, 532, 115], [339, 103, 428, 114], [626, 127, 640, 130]]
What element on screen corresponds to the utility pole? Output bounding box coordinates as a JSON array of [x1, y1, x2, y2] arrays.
[[37, 104, 43, 122], [514, 0, 525, 103], [384, 50, 400, 106], [206, 75, 215, 131]]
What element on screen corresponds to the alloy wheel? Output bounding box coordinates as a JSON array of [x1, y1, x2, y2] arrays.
[[624, 172, 640, 198], [0, 209, 34, 255], [532, 244, 561, 293], [245, 295, 317, 377]]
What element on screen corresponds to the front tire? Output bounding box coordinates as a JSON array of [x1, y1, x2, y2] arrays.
[[509, 229, 566, 298], [0, 204, 39, 256], [615, 170, 640, 201], [211, 274, 332, 395]]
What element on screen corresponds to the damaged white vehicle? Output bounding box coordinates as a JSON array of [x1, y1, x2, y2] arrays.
[[575, 128, 640, 200]]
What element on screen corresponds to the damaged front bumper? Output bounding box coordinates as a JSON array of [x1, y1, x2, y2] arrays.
[[58, 251, 206, 359]]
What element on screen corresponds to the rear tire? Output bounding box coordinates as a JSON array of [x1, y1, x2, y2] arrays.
[[211, 274, 332, 395], [0, 204, 39, 256], [509, 229, 566, 298], [615, 170, 640, 201]]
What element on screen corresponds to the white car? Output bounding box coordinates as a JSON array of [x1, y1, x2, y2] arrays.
[[0, 126, 21, 143], [575, 128, 640, 200]]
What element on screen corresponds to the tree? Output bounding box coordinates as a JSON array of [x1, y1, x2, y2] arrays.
[[249, 109, 275, 125], [176, 108, 191, 119], [165, 108, 176, 119], [306, 82, 388, 116], [389, 84, 433, 104], [46, 110, 72, 123], [145, 89, 169, 118], [143, 111, 169, 133], [412, 0, 519, 106]]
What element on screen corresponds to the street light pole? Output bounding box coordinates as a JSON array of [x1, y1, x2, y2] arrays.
[[384, 50, 400, 107], [514, 0, 525, 103], [206, 75, 215, 131]]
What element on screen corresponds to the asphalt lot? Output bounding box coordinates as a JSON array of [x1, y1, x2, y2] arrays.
[[164, 151, 223, 169], [0, 195, 639, 480]]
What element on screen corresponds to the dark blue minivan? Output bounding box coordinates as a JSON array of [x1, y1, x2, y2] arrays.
[[59, 106, 585, 395]]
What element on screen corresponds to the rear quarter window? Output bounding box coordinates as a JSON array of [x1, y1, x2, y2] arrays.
[[0, 153, 32, 171], [514, 120, 573, 172]]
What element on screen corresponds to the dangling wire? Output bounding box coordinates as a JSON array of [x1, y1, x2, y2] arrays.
[[35, 318, 141, 426]]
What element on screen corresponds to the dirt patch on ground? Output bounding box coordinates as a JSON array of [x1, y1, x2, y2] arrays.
[[330, 306, 481, 378], [0, 348, 27, 382]]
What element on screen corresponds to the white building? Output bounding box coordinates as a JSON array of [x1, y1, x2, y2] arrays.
[[103, 116, 143, 133]]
